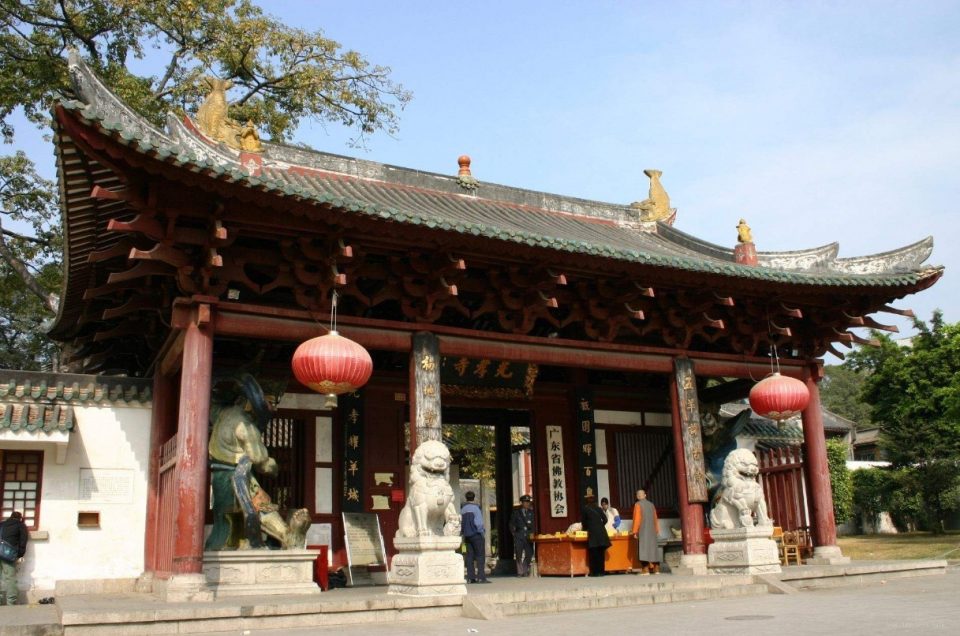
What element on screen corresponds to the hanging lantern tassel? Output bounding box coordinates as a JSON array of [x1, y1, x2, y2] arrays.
[[748, 372, 810, 421], [291, 330, 374, 406]]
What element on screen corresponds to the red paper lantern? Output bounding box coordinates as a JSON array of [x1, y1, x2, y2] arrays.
[[291, 330, 373, 398], [748, 372, 810, 421]]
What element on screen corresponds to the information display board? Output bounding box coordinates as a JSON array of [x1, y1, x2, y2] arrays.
[[342, 512, 387, 586]]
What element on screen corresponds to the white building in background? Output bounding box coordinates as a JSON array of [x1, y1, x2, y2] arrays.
[[0, 370, 152, 600]]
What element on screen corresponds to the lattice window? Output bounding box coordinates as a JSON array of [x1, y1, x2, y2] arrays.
[[1, 450, 43, 529], [257, 416, 305, 514]]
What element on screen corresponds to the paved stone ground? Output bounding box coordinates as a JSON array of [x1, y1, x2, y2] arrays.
[[227, 565, 960, 636]]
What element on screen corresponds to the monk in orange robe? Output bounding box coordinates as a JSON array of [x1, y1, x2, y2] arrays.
[[631, 489, 660, 574]]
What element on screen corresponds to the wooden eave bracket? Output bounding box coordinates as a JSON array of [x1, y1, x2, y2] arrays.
[[832, 328, 854, 344], [634, 281, 655, 297], [702, 313, 726, 330], [624, 302, 645, 320], [780, 304, 803, 319], [862, 316, 899, 333], [842, 311, 865, 326], [826, 343, 846, 360], [107, 214, 165, 241], [769, 321, 792, 337], [128, 244, 191, 268], [879, 304, 915, 318], [850, 332, 882, 347]]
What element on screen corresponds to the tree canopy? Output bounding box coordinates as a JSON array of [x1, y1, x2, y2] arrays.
[[0, 0, 411, 369], [0, 0, 411, 142], [820, 364, 872, 427], [846, 311, 960, 532]]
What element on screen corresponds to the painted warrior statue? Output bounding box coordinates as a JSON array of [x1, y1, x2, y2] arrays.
[[206, 374, 309, 550]]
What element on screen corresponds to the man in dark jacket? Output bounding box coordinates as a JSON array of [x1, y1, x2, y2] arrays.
[[582, 494, 610, 577], [1, 511, 28, 605], [508, 494, 535, 576]]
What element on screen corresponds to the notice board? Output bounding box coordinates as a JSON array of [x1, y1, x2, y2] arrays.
[[342, 512, 387, 586]]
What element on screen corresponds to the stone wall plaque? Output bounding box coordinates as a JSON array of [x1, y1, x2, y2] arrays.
[[342, 512, 387, 586], [78, 468, 134, 504]]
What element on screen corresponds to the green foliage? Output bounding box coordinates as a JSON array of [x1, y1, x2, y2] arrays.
[[847, 312, 960, 533], [851, 468, 895, 531], [826, 438, 853, 523], [0, 152, 61, 369], [0, 0, 411, 143], [820, 364, 872, 426], [443, 426, 529, 484]]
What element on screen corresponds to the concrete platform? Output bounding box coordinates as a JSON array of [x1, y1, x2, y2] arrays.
[[0, 560, 947, 636]]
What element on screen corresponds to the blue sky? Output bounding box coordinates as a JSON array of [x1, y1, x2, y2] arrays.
[[12, 0, 959, 350]]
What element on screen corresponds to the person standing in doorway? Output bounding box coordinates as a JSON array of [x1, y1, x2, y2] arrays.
[[0, 511, 28, 605], [460, 492, 489, 583], [631, 489, 660, 574], [509, 494, 536, 576], [582, 494, 611, 576]]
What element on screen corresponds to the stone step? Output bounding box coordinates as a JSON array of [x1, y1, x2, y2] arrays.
[[484, 574, 754, 604], [498, 583, 768, 616]]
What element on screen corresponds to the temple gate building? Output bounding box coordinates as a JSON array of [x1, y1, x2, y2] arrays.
[[5, 54, 941, 594]]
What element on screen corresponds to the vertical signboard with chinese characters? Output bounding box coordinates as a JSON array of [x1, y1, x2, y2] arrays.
[[574, 389, 599, 503], [341, 390, 365, 512], [673, 358, 708, 502], [546, 425, 568, 518], [412, 332, 442, 445]]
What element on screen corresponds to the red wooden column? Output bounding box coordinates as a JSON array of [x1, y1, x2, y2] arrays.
[[800, 366, 850, 564], [171, 303, 215, 575], [668, 372, 706, 561], [144, 371, 177, 572]]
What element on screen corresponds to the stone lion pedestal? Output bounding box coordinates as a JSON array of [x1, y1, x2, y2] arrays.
[[388, 536, 466, 596], [203, 549, 321, 598], [707, 527, 782, 575]]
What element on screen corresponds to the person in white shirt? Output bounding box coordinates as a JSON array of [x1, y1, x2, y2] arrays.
[[601, 497, 621, 532]]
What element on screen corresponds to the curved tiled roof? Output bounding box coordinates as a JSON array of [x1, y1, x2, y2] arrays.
[[0, 370, 151, 434], [55, 53, 941, 292]]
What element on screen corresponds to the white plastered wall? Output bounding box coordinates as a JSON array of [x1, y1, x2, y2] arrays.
[[18, 404, 151, 591]]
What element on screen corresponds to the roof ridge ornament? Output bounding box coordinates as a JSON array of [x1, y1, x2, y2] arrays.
[[456, 155, 480, 191], [630, 169, 676, 225], [734, 218, 758, 266], [194, 77, 263, 153]]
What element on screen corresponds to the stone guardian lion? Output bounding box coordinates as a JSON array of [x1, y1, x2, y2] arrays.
[[396, 440, 460, 538], [709, 448, 772, 529]]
